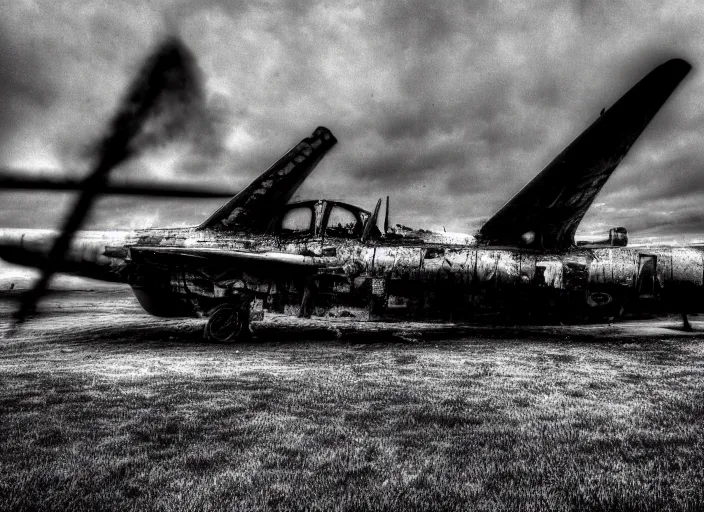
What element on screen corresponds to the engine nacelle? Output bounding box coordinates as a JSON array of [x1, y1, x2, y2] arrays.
[[608, 227, 628, 247], [578, 227, 628, 247]]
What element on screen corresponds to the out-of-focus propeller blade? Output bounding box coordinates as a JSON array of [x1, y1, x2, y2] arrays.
[[7, 38, 206, 336], [0, 171, 235, 198]]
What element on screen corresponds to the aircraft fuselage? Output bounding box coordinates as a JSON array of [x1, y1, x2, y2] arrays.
[[2, 227, 702, 322]]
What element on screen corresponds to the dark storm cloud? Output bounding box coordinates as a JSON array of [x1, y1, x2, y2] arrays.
[[615, 152, 704, 204], [2, 0, 704, 240]]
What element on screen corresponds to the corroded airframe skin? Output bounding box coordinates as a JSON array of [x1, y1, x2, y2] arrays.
[[0, 59, 697, 329], [1, 225, 703, 322]]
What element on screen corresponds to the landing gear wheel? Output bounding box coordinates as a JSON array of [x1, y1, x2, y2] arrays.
[[586, 290, 625, 321], [204, 304, 240, 342]]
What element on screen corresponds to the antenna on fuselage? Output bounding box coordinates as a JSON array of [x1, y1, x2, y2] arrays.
[[384, 196, 390, 234], [361, 198, 383, 243]]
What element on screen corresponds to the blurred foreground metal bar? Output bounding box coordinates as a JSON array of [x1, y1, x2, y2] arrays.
[[0, 171, 235, 198]]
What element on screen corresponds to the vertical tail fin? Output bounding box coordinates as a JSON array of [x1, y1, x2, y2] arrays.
[[478, 58, 691, 249], [198, 127, 337, 231]]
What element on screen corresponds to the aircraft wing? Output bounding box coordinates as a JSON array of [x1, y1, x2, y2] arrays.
[[478, 59, 691, 250], [128, 246, 326, 277], [197, 127, 337, 232]]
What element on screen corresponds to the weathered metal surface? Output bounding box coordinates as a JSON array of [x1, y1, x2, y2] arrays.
[[671, 248, 703, 285], [611, 249, 638, 287], [536, 259, 563, 289], [495, 251, 521, 287], [475, 250, 498, 285], [4, 225, 704, 320], [562, 254, 589, 292], [589, 249, 612, 285], [518, 253, 536, 284], [1, 54, 698, 336], [444, 249, 475, 286]]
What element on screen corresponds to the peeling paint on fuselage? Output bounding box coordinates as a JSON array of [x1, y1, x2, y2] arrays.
[[2, 227, 704, 321]]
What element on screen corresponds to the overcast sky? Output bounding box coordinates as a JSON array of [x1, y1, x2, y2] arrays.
[[1, 0, 704, 242]]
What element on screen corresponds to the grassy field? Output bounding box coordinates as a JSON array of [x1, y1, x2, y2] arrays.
[[1, 291, 704, 510]]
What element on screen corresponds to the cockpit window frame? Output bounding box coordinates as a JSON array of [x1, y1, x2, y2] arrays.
[[277, 204, 316, 237], [322, 203, 365, 239], [273, 200, 371, 240]]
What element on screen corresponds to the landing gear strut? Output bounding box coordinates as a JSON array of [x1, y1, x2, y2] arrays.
[[204, 294, 253, 343], [298, 277, 317, 318], [682, 312, 693, 332]]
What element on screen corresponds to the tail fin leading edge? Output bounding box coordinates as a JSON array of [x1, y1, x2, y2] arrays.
[[198, 127, 337, 232]]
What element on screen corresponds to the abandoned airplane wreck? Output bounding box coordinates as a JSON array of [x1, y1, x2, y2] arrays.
[[1, 197, 702, 341], [0, 49, 700, 341]]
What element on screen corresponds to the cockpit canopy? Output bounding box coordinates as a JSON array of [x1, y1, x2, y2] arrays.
[[270, 200, 371, 239]]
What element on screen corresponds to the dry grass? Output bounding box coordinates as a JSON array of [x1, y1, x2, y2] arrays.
[[1, 291, 704, 510]]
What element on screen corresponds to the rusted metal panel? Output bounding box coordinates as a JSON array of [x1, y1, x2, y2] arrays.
[[588, 248, 637, 287], [611, 249, 637, 287], [356, 246, 376, 275], [420, 247, 452, 281], [391, 246, 423, 279], [368, 245, 422, 280], [589, 249, 612, 285], [279, 240, 308, 256], [445, 249, 475, 286], [372, 246, 397, 276], [656, 249, 672, 290], [562, 254, 590, 291], [495, 250, 521, 286], [518, 253, 537, 284], [671, 248, 703, 286], [475, 250, 499, 284], [535, 258, 563, 289]]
